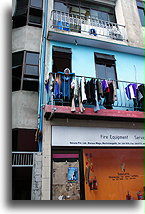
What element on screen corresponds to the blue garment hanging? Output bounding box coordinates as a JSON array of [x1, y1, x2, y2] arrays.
[[60, 73, 75, 100]]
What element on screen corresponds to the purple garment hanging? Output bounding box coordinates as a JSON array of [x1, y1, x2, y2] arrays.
[[125, 83, 137, 99], [101, 80, 108, 92]]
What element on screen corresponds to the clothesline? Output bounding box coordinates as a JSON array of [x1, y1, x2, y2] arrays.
[[48, 72, 144, 85]]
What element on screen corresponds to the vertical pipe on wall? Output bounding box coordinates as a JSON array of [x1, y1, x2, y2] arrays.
[[37, 0, 48, 152]]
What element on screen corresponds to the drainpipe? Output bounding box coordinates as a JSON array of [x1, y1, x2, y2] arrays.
[[37, 0, 48, 152]]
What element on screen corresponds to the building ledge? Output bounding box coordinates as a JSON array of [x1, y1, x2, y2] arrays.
[[44, 105, 144, 122]]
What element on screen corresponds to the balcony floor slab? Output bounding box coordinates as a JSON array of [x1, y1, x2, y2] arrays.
[[44, 105, 144, 122]]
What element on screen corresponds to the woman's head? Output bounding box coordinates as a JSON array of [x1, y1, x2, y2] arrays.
[[64, 68, 70, 75]]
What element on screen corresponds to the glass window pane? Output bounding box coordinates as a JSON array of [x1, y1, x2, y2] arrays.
[[96, 64, 106, 79], [109, 14, 116, 23], [26, 52, 39, 65], [12, 52, 24, 67], [97, 5, 114, 14], [23, 80, 39, 91], [80, 7, 90, 17], [106, 65, 116, 80], [98, 11, 109, 21], [12, 77, 21, 91], [69, 5, 79, 16], [136, 1, 144, 8], [25, 65, 39, 76], [29, 15, 42, 24], [30, 0, 43, 8], [138, 8, 144, 26], [54, 2, 69, 13], [90, 9, 98, 19]]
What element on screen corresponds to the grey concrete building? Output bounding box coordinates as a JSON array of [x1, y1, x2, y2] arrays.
[[12, 0, 144, 200]]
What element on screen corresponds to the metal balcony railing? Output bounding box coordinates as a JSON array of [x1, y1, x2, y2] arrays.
[[50, 10, 127, 41], [45, 73, 144, 112], [12, 152, 34, 167]]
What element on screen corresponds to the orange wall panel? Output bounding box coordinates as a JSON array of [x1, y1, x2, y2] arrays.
[[83, 149, 144, 200]]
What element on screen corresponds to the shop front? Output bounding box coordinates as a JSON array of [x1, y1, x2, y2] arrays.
[[51, 126, 144, 200]]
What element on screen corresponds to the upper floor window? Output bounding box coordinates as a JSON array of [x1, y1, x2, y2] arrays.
[[30, 0, 43, 8], [54, 0, 116, 23], [12, 0, 43, 28], [94, 52, 117, 81], [136, 0, 144, 26], [12, 51, 39, 92], [52, 46, 72, 73]]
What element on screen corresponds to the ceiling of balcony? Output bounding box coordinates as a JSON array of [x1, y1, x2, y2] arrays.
[[48, 30, 144, 56]]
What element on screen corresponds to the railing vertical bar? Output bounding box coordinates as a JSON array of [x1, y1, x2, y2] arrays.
[[13, 154, 15, 165]]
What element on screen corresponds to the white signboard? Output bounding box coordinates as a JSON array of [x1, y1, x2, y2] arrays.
[[52, 126, 144, 147]]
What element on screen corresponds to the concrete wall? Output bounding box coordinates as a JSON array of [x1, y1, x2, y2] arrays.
[[41, 119, 52, 200], [12, 91, 38, 129], [48, 41, 144, 83], [31, 152, 42, 200], [12, 26, 42, 53], [118, 0, 144, 48]]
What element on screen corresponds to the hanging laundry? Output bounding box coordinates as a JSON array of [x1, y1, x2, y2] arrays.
[[90, 78, 96, 105], [101, 79, 108, 92], [81, 77, 87, 104], [103, 81, 114, 109], [125, 83, 137, 100], [94, 87, 100, 112], [58, 69, 75, 101], [112, 81, 117, 102], [84, 78, 100, 112], [54, 81, 60, 99], [85, 79, 92, 103], [70, 77, 77, 112], [45, 79, 49, 93], [136, 84, 144, 111], [71, 77, 85, 113], [96, 79, 103, 101], [85, 78, 96, 105]]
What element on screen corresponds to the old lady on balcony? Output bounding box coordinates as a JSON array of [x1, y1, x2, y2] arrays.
[[59, 68, 75, 102]]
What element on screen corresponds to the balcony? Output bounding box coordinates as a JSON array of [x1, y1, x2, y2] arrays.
[[49, 10, 127, 43], [44, 73, 144, 121]]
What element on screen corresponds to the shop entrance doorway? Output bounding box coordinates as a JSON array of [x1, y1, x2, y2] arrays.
[[52, 153, 80, 200]]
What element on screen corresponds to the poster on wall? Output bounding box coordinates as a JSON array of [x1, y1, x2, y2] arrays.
[[68, 167, 78, 183]]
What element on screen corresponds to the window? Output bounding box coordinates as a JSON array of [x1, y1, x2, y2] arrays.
[[12, 51, 39, 92], [30, 0, 43, 9], [12, 0, 43, 28], [12, 51, 24, 91], [12, 0, 28, 28], [54, 1, 69, 13], [54, 0, 116, 22], [25, 52, 39, 76], [52, 46, 72, 73], [12, 129, 38, 151], [136, 0, 144, 26], [94, 52, 117, 81]]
